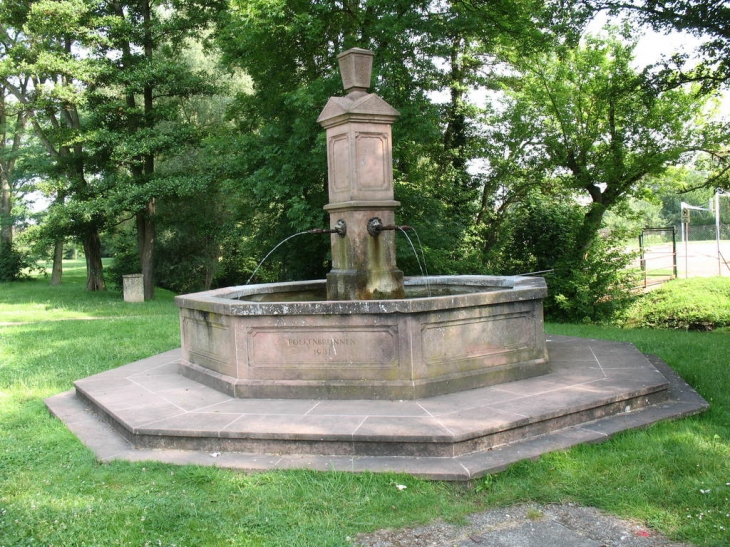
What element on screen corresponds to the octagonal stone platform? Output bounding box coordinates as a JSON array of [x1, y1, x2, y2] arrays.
[[45, 336, 708, 481]]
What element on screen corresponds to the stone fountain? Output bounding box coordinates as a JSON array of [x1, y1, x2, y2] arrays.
[[45, 49, 708, 480], [175, 48, 548, 401]]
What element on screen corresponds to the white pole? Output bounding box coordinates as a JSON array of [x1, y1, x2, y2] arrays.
[[685, 228, 689, 279], [717, 192, 722, 276]]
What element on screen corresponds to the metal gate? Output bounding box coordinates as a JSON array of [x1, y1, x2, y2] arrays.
[[638, 227, 678, 289]]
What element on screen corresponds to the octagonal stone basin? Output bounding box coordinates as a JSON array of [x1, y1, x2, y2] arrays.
[[175, 275, 548, 400]]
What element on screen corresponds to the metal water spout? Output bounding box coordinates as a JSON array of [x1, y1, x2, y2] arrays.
[[317, 48, 405, 300]]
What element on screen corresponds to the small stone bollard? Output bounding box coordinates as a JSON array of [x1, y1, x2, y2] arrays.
[[122, 274, 145, 303]]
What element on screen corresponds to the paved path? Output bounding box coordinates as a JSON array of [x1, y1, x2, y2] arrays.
[[639, 241, 730, 281], [354, 503, 693, 547]]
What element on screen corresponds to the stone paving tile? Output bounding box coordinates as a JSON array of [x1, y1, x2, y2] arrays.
[[80, 349, 181, 380], [432, 406, 531, 437], [138, 411, 243, 437], [456, 427, 606, 479], [123, 448, 283, 470], [75, 380, 162, 411], [142, 382, 233, 412], [109, 401, 187, 429], [416, 385, 516, 415], [45, 390, 135, 461], [488, 373, 604, 397], [349, 455, 469, 480], [130, 361, 181, 377], [494, 386, 623, 423], [128, 368, 204, 390], [542, 366, 607, 384], [274, 454, 357, 473], [596, 372, 668, 396], [354, 415, 454, 442], [307, 399, 430, 417], [220, 413, 366, 439], [192, 397, 319, 415], [44, 336, 710, 480]]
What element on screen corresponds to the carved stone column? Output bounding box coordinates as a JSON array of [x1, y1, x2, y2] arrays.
[[317, 48, 405, 300]]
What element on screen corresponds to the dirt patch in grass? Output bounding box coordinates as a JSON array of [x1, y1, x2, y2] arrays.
[[353, 503, 694, 547]]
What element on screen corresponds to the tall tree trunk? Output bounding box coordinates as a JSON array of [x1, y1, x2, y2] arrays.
[[137, 198, 155, 300], [0, 87, 15, 250], [49, 239, 64, 285], [0, 169, 11, 250], [442, 36, 475, 230], [574, 203, 608, 261], [83, 228, 106, 291]]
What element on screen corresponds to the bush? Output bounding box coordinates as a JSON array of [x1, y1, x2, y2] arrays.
[[623, 277, 730, 330], [493, 196, 638, 324], [548, 234, 638, 324], [0, 242, 34, 281], [104, 225, 140, 291]]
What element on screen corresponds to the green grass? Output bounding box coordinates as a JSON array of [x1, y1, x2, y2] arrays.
[[625, 277, 730, 330], [1, 264, 729, 546]]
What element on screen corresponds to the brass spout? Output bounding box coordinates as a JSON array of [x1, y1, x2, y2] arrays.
[[308, 219, 347, 237], [367, 217, 411, 237]]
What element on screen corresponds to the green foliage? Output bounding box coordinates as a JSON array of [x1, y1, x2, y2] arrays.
[[497, 29, 728, 261], [600, 0, 730, 93], [104, 224, 140, 291], [493, 195, 638, 323], [548, 236, 638, 324], [496, 195, 582, 276], [0, 241, 33, 281], [212, 0, 566, 282], [624, 277, 730, 330]]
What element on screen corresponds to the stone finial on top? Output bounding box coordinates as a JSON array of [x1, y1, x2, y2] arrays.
[[337, 48, 374, 96], [317, 48, 399, 127]]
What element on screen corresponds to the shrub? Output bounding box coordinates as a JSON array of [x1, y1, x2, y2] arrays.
[[104, 225, 140, 291], [623, 277, 730, 330], [494, 196, 638, 324], [549, 236, 638, 324], [0, 242, 34, 281]]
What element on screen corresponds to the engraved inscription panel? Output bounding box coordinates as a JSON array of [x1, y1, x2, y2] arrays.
[[355, 133, 387, 190], [423, 312, 534, 367], [248, 327, 397, 368]]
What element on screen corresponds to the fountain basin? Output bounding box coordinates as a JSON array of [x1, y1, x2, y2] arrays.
[[175, 275, 548, 400]]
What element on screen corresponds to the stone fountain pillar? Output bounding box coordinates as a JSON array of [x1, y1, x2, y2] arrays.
[[317, 48, 405, 300]]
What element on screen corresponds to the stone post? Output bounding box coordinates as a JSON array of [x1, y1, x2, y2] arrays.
[[123, 274, 145, 303], [317, 48, 405, 300]]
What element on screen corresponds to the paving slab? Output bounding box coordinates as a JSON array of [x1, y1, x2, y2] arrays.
[[45, 336, 709, 481]]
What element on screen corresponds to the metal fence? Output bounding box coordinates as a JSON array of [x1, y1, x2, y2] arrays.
[[636, 223, 730, 289], [638, 227, 677, 289]]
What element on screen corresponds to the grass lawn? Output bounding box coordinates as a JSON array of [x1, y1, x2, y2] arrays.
[[1, 263, 729, 546]]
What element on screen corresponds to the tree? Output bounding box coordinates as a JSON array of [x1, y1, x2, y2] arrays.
[[498, 30, 729, 261], [591, 0, 730, 91], [1, 0, 228, 296], [78, 0, 226, 299], [0, 82, 28, 281], [0, 0, 109, 289], [0, 83, 25, 250], [214, 0, 561, 281]]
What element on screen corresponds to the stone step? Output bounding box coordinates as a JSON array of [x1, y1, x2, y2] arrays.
[[45, 336, 709, 481]]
